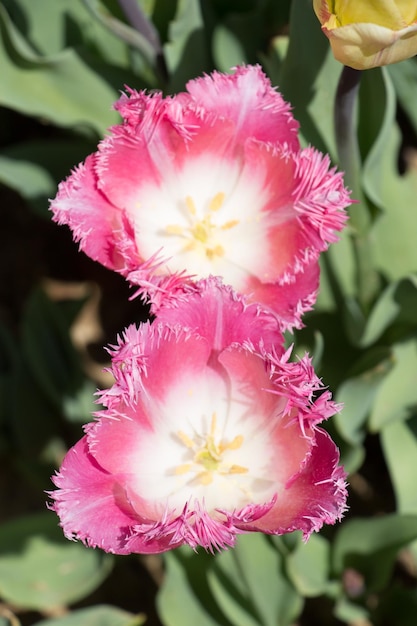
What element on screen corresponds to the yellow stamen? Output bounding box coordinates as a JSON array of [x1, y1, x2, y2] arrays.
[[220, 434, 244, 453], [228, 464, 249, 474], [196, 471, 213, 485], [185, 195, 197, 215], [206, 245, 224, 260], [192, 222, 209, 243], [221, 219, 239, 230], [209, 192, 225, 212], [177, 431, 195, 449], [165, 224, 184, 235], [175, 463, 193, 475]]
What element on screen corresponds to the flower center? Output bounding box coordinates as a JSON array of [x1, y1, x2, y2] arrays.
[[174, 412, 248, 486], [165, 193, 240, 260]]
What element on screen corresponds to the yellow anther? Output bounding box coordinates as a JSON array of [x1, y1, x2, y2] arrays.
[[209, 192, 225, 212], [175, 463, 193, 475], [206, 245, 224, 260], [192, 222, 209, 243], [177, 431, 195, 449], [185, 195, 197, 215], [210, 413, 217, 437], [226, 434, 244, 451], [196, 471, 213, 486], [165, 224, 184, 235], [228, 464, 249, 475], [221, 219, 239, 230]]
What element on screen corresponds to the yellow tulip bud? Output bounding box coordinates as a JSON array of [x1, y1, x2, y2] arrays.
[[313, 0, 417, 69]]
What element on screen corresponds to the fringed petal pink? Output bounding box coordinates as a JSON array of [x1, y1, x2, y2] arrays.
[[50, 281, 347, 554], [49, 65, 351, 329]]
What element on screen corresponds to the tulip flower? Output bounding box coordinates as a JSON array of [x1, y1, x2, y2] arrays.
[[50, 65, 350, 330], [313, 0, 417, 69], [49, 279, 347, 554]]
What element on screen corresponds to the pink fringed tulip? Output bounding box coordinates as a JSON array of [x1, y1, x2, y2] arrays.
[[314, 0, 417, 69], [50, 280, 347, 554], [50, 65, 350, 330]]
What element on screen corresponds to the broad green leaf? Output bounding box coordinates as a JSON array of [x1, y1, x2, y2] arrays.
[[333, 514, 417, 574], [0, 157, 54, 207], [360, 275, 417, 347], [334, 598, 370, 624], [358, 66, 394, 168], [0, 4, 119, 134], [3, 0, 130, 66], [279, 0, 340, 155], [212, 24, 247, 72], [381, 417, 417, 513], [209, 534, 302, 626], [0, 513, 113, 611], [165, 0, 210, 92], [82, 0, 159, 75], [0, 138, 95, 218], [212, 9, 263, 72], [62, 378, 98, 423], [33, 605, 145, 626], [157, 549, 227, 626], [21, 288, 84, 411], [388, 58, 417, 137], [335, 348, 393, 444], [369, 338, 417, 432], [286, 534, 331, 597], [361, 67, 417, 280]]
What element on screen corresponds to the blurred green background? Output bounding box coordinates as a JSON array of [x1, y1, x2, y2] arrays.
[[1, 1, 417, 624]]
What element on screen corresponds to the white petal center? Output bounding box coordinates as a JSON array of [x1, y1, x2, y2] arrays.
[[131, 156, 272, 288], [133, 364, 277, 514]]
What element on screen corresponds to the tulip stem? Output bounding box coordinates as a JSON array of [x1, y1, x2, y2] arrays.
[[334, 65, 377, 311]]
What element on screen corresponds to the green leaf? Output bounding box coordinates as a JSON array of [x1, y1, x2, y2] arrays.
[[33, 605, 144, 626], [286, 534, 331, 597], [3, 0, 130, 66], [21, 288, 84, 411], [368, 338, 417, 432], [158, 537, 302, 626], [360, 67, 417, 280], [334, 598, 370, 625], [333, 513, 417, 590], [279, 0, 340, 155], [164, 0, 210, 92], [0, 138, 95, 218], [388, 58, 417, 137], [210, 535, 303, 626], [212, 24, 247, 71], [381, 416, 417, 513], [0, 3, 119, 134], [0, 512, 113, 611], [360, 275, 417, 347], [157, 548, 226, 626], [334, 348, 393, 444]]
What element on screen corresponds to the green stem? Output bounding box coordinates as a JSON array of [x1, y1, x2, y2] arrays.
[[334, 65, 377, 311]]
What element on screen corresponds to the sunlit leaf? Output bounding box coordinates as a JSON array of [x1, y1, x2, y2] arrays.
[[164, 0, 210, 92], [369, 338, 417, 432], [286, 534, 332, 597], [333, 513, 417, 590], [335, 347, 393, 444], [33, 605, 145, 626], [381, 416, 417, 513], [210, 535, 303, 626], [0, 4, 119, 134], [0, 513, 113, 611]]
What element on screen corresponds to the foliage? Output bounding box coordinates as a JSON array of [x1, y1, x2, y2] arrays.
[[0, 0, 417, 624]]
